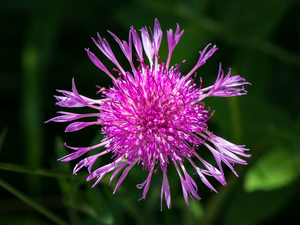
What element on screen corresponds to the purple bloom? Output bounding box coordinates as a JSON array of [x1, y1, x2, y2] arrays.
[[47, 19, 251, 210]]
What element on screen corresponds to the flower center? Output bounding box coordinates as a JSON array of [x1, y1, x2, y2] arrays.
[[139, 108, 167, 132]]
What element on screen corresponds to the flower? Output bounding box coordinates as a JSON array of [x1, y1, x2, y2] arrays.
[[46, 19, 251, 210]]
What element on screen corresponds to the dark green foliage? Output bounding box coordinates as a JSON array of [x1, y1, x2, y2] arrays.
[[0, 0, 300, 224]]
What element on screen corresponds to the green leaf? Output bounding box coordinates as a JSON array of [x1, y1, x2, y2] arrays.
[[53, 136, 84, 225], [0, 162, 85, 180], [0, 178, 68, 225], [244, 148, 298, 192], [54, 136, 71, 173], [244, 118, 300, 192], [61, 185, 114, 224], [85, 187, 114, 225], [188, 201, 204, 222], [0, 215, 49, 225]]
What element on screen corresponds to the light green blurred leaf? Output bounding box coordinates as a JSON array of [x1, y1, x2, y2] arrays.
[[244, 118, 300, 192], [173, 196, 204, 224], [244, 148, 298, 192], [85, 187, 114, 225], [189, 200, 204, 222]]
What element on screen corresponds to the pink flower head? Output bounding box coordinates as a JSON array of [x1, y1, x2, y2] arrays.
[[47, 19, 251, 210]]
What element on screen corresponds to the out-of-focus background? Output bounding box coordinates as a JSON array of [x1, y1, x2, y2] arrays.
[[1, 0, 300, 224]]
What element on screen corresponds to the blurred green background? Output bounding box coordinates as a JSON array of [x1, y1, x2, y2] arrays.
[[1, 0, 300, 224]]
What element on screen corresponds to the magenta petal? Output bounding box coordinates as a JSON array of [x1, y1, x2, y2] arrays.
[[180, 178, 190, 206], [93, 33, 117, 64], [182, 170, 201, 201], [208, 64, 251, 97], [167, 23, 184, 53], [65, 121, 97, 132], [46, 112, 98, 123], [58, 150, 88, 162], [54, 95, 84, 108], [160, 172, 171, 211], [136, 176, 151, 200], [137, 164, 154, 200], [73, 154, 101, 174], [196, 168, 218, 193], [54, 90, 87, 108], [108, 30, 132, 63], [131, 27, 143, 61], [109, 161, 127, 185], [87, 163, 113, 182], [65, 141, 109, 151], [113, 159, 138, 194], [188, 158, 218, 193], [198, 44, 218, 67], [85, 48, 116, 81], [86, 48, 107, 71], [54, 78, 103, 108], [140, 27, 154, 65], [152, 18, 162, 54], [186, 44, 218, 78]]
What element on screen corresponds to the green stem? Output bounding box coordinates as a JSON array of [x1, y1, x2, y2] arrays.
[[228, 96, 242, 143], [0, 162, 87, 180], [0, 127, 8, 152], [0, 178, 68, 225]]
